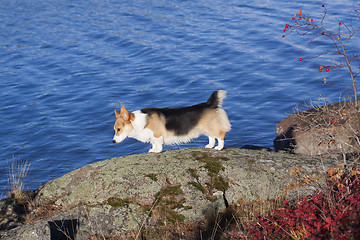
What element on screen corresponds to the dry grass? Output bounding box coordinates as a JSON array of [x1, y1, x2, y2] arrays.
[[7, 159, 31, 203], [289, 97, 360, 158], [84, 199, 284, 240]]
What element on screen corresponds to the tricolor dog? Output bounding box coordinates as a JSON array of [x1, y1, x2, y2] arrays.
[[113, 90, 231, 153]]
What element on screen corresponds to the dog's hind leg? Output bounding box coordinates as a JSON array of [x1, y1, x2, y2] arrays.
[[214, 138, 224, 150], [214, 131, 226, 150], [205, 136, 215, 149]]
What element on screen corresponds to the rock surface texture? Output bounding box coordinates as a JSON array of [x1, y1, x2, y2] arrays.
[[1, 148, 338, 239], [274, 100, 360, 155]]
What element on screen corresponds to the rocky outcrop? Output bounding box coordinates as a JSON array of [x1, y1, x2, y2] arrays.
[[274, 100, 360, 155], [1, 148, 338, 239]]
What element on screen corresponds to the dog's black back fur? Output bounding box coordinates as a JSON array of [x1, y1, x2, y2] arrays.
[[141, 91, 221, 135]]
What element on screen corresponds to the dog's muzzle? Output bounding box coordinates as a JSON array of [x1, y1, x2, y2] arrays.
[[113, 134, 126, 143]]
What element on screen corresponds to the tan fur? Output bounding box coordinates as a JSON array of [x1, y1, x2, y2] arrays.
[[145, 113, 166, 138], [197, 109, 230, 139], [114, 107, 133, 136]]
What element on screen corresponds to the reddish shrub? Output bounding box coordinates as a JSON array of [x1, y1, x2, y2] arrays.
[[230, 167, 360, 239]]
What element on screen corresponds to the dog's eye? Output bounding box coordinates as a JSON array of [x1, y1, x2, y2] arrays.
[[117, 128, 121, 132]]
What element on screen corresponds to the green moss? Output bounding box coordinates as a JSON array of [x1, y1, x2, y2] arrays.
[[206, 196, 218, 202], [155, 185, 183, 200], [188, 168, 199, 180], [156, 207, 186, 225], [195, 154, 225, 175], [192, 152, 230, 201], [172, 198, 192, 210], [153, 185, 182, 207], [164, 199, 177, 205], [145, 184, 190, 225], [145, 173, 158, 182], [188, 181, 206, 194], [213, 176, 230, 192], [106, 197, 129, 207], [166, 210, 186, 223], [183, 205, 193, 210]]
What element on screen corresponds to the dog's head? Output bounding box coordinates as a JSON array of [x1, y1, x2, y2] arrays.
[[113, 106, 134, 143]]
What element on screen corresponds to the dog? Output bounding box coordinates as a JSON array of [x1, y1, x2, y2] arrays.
[[113, 90, 231, 153]]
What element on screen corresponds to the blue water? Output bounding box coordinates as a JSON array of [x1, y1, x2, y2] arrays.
[[1, 0, 359, 197]]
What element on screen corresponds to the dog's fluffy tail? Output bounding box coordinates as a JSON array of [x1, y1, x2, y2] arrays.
[[207, 90, 227, 108]]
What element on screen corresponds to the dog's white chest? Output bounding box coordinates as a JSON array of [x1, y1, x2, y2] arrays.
[[128, 111, 154, 143]]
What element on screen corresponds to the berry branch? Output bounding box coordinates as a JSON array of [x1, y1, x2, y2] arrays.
[[283, 5, 360, 105]]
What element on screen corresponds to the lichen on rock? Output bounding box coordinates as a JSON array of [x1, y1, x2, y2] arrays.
[[1, 148, 339, 239]]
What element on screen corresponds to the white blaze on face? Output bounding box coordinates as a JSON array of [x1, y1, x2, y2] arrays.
[[113, 133, 127, 143], [113, 121, 133, 143], [113, 108, 134, 143]]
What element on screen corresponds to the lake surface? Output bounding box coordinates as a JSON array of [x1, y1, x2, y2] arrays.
[[1, 0, 359, 197]]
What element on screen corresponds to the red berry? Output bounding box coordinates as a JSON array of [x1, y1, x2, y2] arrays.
[[326, 68, 330, 71], [298, 17, 302, 20], [322, 4, 325, 7], [282, 35, 285, 38], [310, 18, 313, 21], [299, 58, 303, 61], [292, 17, 295, 20], [285, 24, 289, 28], [319, 69, 323, 72], [339, 22, 342, 26]]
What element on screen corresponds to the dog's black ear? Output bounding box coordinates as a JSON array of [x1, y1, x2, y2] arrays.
[[120, 106, 130, 120], [114, 109, 121, 118]]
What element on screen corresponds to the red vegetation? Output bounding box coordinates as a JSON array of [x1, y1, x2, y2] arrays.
[[230, 167, 360, 239]]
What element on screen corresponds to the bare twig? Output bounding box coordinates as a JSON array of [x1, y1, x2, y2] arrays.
[[284, 5, 360, 104]]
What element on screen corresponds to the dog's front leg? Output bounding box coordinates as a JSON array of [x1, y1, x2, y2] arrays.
[[149, 137, 163, 153], [205, 136, 215, 149]]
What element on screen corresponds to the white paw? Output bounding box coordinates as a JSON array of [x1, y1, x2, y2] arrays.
[[214, 145, 223, 150], [148, 148, 162, 153], [205, 144, 214, 149]]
